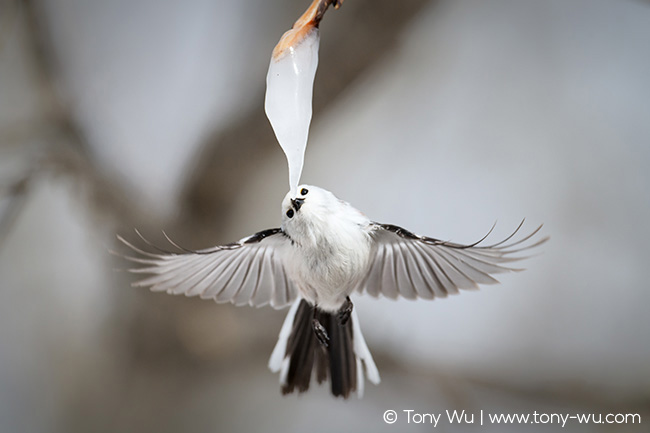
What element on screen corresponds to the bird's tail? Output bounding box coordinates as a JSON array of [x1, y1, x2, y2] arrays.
[[268, 298, 380, 398]]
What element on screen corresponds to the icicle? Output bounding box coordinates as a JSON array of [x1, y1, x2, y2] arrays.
[[265, 28, 320, 196], [264, 0, 342, 195]]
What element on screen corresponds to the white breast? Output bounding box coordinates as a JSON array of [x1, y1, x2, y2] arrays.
[[283, 212, 373, 312]]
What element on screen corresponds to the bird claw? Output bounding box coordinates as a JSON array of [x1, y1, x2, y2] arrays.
[[312, 318, 330, 347], [337, 296, 353, 326]]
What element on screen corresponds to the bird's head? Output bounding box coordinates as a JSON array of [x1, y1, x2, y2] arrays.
[[281, 185, 339, 239]]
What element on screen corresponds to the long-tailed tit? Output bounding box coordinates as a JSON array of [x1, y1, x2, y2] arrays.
[[120, 185, 547, 398]]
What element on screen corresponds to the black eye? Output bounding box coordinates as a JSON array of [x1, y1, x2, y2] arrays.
[[286, 209, 294, 218], [301, 188, 309, 195]]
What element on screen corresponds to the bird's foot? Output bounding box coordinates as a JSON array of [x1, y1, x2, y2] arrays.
[[337, 296, 353, 326], [312, 318, 330, 347]]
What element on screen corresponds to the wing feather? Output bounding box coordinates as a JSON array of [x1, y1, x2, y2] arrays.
[[250, 248, 276, 307], [215, 248, 256, 303], [380, 242, 399, 300], [358, 222, 548, 301], [434, 247, 500, 285], [399, 242, 434, 300], [412, 241, 458, 296], [394, 242, 417, 299], [408, 242, 447, 299], [233, 247, 265, 306], [428, 247, 479, 291], [200, 248, 249, 299], [119, 229, 297, 309], [362, 243, 384, 297]]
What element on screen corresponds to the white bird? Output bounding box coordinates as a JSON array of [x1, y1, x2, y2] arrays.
[[119, 185, 547, 398]]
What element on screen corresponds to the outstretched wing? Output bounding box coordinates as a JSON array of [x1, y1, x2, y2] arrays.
[[118, 228, 298, 309], [358, 221, 548, 300]]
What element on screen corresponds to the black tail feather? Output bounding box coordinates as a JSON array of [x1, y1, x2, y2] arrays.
[[282, 299, 357, 398], [283, 301, 317, 393]]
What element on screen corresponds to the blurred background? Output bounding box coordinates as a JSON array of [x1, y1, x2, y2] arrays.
[[1, 0, 649, 431]]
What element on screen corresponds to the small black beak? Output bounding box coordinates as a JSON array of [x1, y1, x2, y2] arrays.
[[291, 198, 305, 212]]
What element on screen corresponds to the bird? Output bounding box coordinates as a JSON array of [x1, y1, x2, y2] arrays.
[[118, 184, 547, 399]]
